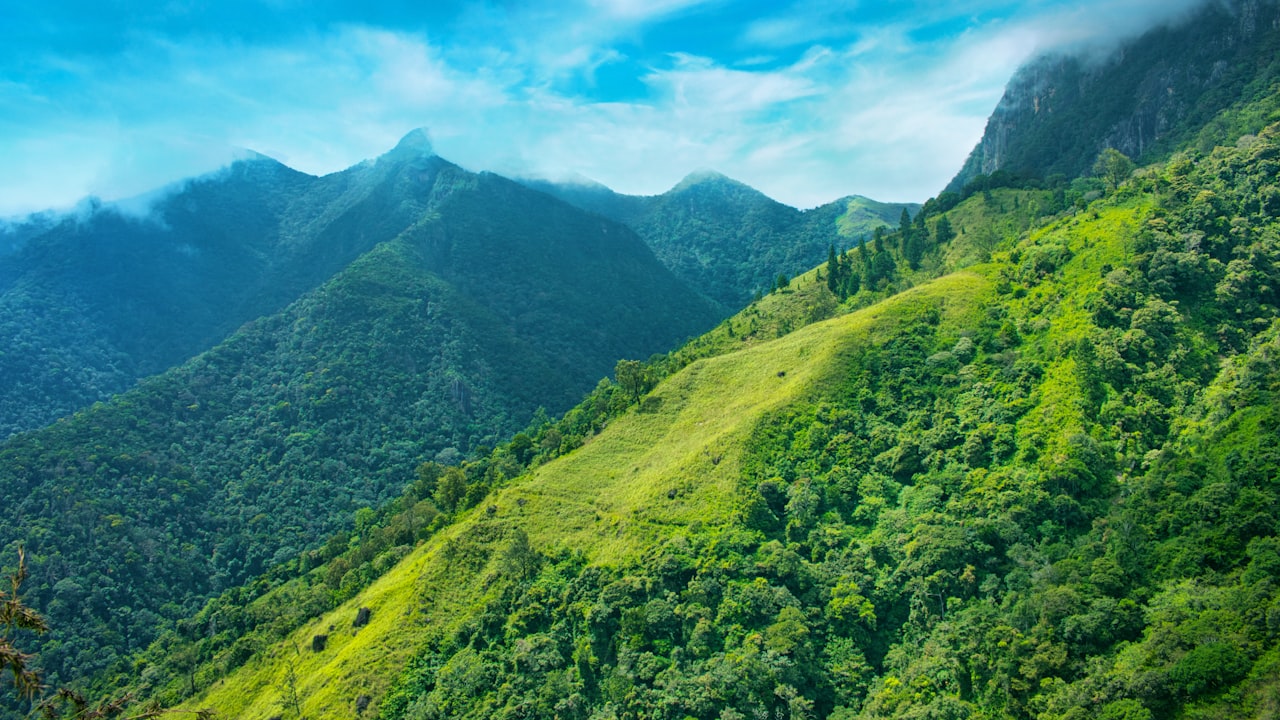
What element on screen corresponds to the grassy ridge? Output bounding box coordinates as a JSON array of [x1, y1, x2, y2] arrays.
[[152, 118, 1280, 716], [180, 272, 990, 718]]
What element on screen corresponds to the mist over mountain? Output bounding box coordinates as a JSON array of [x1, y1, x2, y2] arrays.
[[0, 133, 722, 440], [0, 142, 443, 439], [948, 0, 1280, 191]]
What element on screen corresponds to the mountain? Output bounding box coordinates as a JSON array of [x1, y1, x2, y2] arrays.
[[9, 8, 1280, 717], [92, 18, 1280, 718], [0, 130, 717, 441], [157, 109, 1280, 719], [947, 0, 1280, 192], [0, 134, 465, 439], [522, 173, 919, 312], [0, 137, 718, 702]]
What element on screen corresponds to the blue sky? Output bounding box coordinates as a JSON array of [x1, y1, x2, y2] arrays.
[[1, 0, 1207, 216]]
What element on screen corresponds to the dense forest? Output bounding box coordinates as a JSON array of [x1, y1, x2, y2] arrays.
[[0, 161, 718, 707], [4, 2, 1280, 718], [522, 172, 918, 312]]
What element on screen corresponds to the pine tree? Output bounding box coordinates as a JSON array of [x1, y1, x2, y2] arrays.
[[903, 232, 924, 270], [898, 208, 913, 253], [934, 216, 954, 245], [826, 245, 840, 295]]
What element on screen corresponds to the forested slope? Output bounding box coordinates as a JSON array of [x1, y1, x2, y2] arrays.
[[0, 159, 717, 706], [146, 100, 1280, 718], [523, 173, 918, 312]]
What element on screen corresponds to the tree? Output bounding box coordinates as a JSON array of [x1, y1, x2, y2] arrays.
[[1093, 148, 1135, 190], [934, 216, 954, 245], [434, 466, 468, 513], [826, 245, 840, 295], [903, 231, 925, 270], [1, 548, 46, 699], [615, 359, 648, 403]]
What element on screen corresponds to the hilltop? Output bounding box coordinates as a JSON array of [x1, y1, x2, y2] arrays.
[[521, 173, 918, 312]]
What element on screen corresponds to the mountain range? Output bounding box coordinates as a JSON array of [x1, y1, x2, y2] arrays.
[[520, 172, 918, 313], [4, 1, 1280, 718]]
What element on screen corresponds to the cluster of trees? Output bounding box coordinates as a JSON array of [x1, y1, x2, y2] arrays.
[[822, 208, 957, 302]]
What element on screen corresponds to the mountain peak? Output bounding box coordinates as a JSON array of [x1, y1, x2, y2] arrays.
[[673, 169, 733, 190], [384, 128, 435, 160]]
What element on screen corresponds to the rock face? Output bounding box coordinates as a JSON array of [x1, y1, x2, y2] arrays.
[[947, 0, 1280, 191]]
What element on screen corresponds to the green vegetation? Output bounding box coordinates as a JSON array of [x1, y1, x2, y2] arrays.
[[144, 108, 1280, 719], [0, 157, 717, 710], [524, 173, 919, 312], [10, 15, 1280, 719]]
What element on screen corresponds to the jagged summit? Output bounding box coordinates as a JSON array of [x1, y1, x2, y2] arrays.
[[384, 127, 435, 160]]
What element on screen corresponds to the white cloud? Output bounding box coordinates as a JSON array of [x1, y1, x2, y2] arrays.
[[0, 0, 1222, 217]]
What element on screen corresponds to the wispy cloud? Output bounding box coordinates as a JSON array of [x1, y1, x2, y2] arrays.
[[0, 0, 1218, 217]]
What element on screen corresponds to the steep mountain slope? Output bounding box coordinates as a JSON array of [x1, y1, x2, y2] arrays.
[[0, 134, 457, 439], [155, 105, 1280, 720], [523, 173, 918, 312], [947, 0, 1280, 191], [174, 270, 992, 719], [0, 152, 717, 701], [4, 130, 701, 440]]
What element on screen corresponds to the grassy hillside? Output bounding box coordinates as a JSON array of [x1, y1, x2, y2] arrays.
[[176, 271, 990, 718], [0, 162, 718, 706], [146, 114, 1280, 720]]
